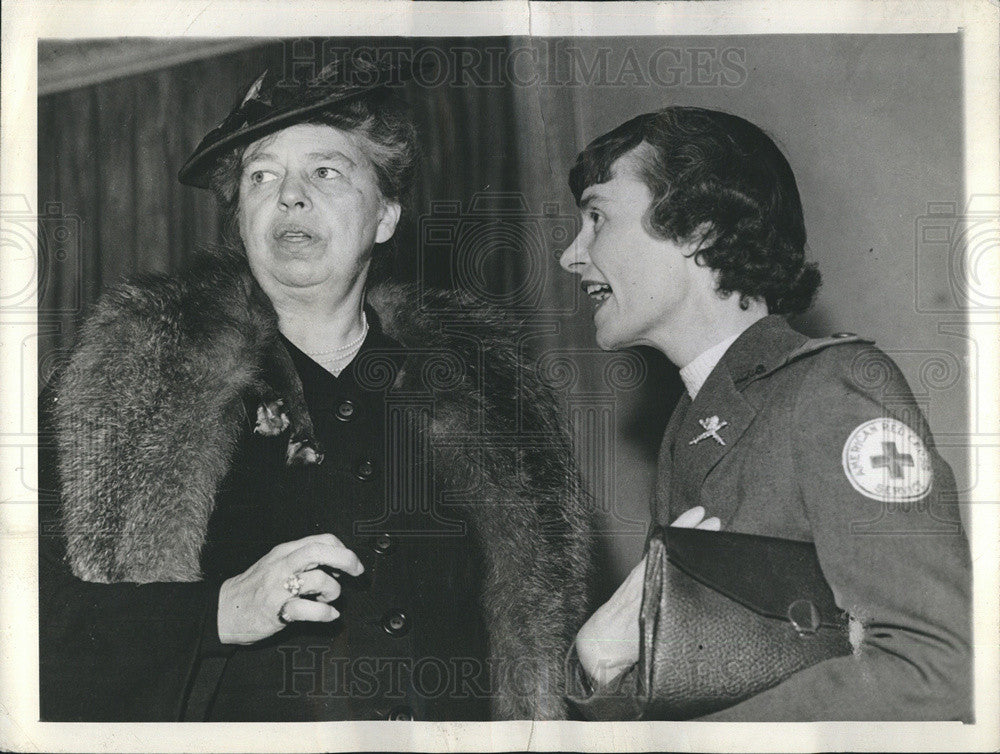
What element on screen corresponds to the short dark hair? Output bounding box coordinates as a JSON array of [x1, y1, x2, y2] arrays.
[[569, 107, 820, 315], [210, 89, 418, 247]]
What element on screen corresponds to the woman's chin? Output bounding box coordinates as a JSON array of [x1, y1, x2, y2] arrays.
[[594, 328, 622, 351], [595, 326, 643, 352], [257, 268, 336, 295], [271, 258, 337, 286]]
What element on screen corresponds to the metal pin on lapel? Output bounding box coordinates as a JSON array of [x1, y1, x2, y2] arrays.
[[689, 416, 729, 446]]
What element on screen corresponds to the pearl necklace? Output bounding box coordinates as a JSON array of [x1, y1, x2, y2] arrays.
[[305, 312, 369, 357], [305, 313, 368, 376]]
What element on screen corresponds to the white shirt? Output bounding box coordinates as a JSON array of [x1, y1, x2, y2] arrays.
[[678, 332, 742, 399]]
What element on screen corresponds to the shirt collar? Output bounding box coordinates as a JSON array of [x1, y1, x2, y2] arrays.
[[678, 332, 742, 399]]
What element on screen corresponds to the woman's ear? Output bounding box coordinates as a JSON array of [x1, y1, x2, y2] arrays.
[[375, 200, 402, 244]]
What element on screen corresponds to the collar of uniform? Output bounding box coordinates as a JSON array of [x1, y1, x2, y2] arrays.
[[663, 315, 805, 525], [679, 332, 742, 399], [716, 314, 809, 391], [668, 347, 755, 526]]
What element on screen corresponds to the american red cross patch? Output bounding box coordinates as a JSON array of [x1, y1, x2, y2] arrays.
[[841, 418, 933, 502]]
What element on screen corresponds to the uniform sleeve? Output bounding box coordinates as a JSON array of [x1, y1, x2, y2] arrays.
[[563, 644, 643, 720], [38, 390, 227, 722], [702, 346, 971, 721]]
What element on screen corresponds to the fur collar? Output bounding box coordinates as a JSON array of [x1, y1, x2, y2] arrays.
[[54, 249, 591, 719]]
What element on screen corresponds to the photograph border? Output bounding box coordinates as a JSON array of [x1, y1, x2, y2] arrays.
[[2, 1, 998, 751]]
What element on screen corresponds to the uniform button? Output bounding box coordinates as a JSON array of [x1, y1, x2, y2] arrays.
[[373, 533, 393, 554], [832, 332, 856, 339], [354, 458, 375, 480], [388, 706, 414, 721], [382, 610, 410, 637], [336, 400, 356, 421]]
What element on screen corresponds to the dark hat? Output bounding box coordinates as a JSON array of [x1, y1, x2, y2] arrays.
[[178, 55, 406, 189]]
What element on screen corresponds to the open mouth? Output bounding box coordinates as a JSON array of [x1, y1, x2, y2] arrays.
[[273, 225, 315, 243], [582, 280, 612, 307]]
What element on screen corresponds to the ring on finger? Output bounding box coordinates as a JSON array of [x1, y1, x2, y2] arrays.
[[283, 573, 303, 597], [278, 599, 293, 625]]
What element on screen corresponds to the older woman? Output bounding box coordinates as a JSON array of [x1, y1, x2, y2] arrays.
[[40, 59, 590, 722]]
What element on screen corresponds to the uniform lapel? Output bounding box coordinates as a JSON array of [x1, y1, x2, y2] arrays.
[[670, 365, 756, 522], [651, 391, 691, 526], [667, 316, 808, 524]]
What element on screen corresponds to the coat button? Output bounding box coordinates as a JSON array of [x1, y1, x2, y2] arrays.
[[373, 533, 393, 555], [354, 458, 375, 480], [388, 706, 414, 721], [382, 610, 410, 637], [336, 400, 356, 421], [753, 364, 766, 375]]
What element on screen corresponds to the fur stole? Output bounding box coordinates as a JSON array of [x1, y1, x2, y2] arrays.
[[54, 247, 592, 719]]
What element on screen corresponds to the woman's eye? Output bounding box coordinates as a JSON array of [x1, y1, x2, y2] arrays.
[[248, 170, 276, 185], [315, 167, 342, 180], [589, 210, 603, 227]]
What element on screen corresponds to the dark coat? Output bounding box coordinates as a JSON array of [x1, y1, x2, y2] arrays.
[[40, 249, 592, 721], [571, 316, 971, 721]]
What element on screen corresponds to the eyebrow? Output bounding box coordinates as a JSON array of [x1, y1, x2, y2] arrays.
[[579, 191, 607, 210], [306, 151, 356, 167], [242, 151, 276, 166], [241, 150, 356, 168]]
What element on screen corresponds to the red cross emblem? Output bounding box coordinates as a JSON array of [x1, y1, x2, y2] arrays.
[[870, 441, 915, 479], [842, 418, 933, 502]]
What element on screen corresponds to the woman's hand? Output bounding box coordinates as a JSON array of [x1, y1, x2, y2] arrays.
[[574, 506, 721, 686], [575, 554, 647, 687], [217, 533, 364, 645], [669, 505, 721, 531]]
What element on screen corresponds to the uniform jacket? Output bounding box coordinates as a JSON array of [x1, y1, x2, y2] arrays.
[[41, 248, 592, 721], [573, 315, 971, 721]]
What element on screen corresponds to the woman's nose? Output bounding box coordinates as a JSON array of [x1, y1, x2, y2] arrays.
[[558, 232, 587, 273], [278, 174, 311, 211]]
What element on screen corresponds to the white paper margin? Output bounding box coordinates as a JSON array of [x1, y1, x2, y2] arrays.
[[2, 1, 997, 751]]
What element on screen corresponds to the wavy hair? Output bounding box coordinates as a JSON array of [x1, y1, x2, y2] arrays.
[[569, 107, 820, 315]]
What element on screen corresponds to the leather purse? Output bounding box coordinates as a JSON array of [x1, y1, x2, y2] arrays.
[[638, 526, 852, 720]]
